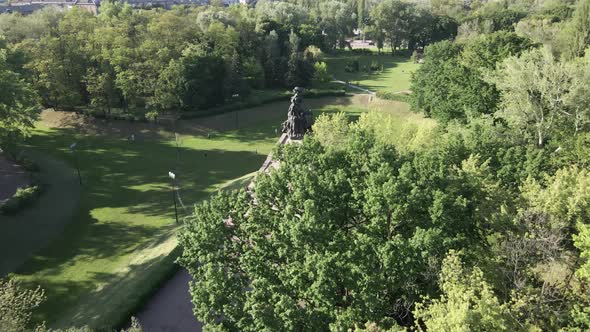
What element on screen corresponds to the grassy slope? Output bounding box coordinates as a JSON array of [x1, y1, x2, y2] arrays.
[[7, 96, 372, 329], [324, 53, 419, 93]]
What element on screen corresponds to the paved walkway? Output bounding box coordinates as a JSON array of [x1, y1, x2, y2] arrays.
[[0, 151, 81, 276], [137, 269, 202, 332], [136, 134, 291, 331], [333, 79, 377, 95], [0, 153, 29, 202]]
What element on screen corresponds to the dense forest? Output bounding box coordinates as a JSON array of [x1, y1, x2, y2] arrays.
[[0, 0, 460, 150], [1, 0, 590, 331]]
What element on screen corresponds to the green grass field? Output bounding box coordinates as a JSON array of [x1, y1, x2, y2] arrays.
[[3, 95, 375, 329], [324, 53, 420, 94]]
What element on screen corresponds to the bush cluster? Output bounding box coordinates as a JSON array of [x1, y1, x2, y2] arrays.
[[1, 185, 43, 215]]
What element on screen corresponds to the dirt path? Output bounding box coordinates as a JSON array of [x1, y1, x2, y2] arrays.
[[0, 153, 30, 202]]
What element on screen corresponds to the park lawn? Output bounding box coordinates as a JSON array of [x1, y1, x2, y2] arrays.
[[7, 96, 371, 329], [324, 53, 420, 94]]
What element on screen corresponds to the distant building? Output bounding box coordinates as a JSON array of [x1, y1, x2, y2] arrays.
[[0, 0, 98, 14], [0, 0, 249, 15]]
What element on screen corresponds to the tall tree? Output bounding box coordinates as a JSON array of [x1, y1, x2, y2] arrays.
[[372, 0, 415, 55], [179, 121, 501, 330], [0, 44, 39, 151], [561, 0, 590, 60], [494, 48, 573, 147]]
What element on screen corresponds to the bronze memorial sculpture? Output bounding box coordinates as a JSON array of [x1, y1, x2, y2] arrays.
[[282, 87, 314, 139]]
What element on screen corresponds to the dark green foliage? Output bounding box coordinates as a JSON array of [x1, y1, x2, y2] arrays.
[[412, 33, 535, 123], [344, 59, 360, 72], [466, 7, 527, 32], [179, 126, 506, 330], [411, 41, 499, 123], [1, 186, 43, 215], [461, 31, 535, 71], [538, 4, 575, 22], [181, 49, 227, 110], [408, 11, 458, 51]]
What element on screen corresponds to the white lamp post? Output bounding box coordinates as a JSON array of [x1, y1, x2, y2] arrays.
[[168, 171, 179, 224]]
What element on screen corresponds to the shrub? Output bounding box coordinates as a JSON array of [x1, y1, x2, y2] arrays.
[[145, 111, 159, 123], [304, 46, 324, 62], [313, 62, 332, 83], [344, 59, 360, 72], [1, 186, 43, 215], [369, 60, 381, 71]]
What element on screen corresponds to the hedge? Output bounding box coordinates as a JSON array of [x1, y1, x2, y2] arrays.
[[1, 185, 43, 215]]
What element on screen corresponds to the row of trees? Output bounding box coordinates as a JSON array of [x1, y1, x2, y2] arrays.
[[0, 0, 462, 150], [0, 3, 318, 115]]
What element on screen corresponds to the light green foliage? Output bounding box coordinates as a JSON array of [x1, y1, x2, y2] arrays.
[[494, 48, 573, 147], [461, 31, 534, 71], [489, 165, 590, 330], [560, 0, 590, 59], [564, 51, 590, 133], [411, 40, 499, 122], [515, 17, 562, 49], [522, 166, 590, 227], [414, 252, 513, 332], [311, 112, 350, 149], [574, 223, 590, 280], [0, 278, 44, 332], [313, 61, 331, 83], [355, 101, 437, 153]]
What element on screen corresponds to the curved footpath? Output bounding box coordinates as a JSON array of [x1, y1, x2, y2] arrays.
[[0, 151, 81, 276], [0, 153, 30, 202], [137, 269, 202, 332], [333, 79, 377, 95], [136, 135, 292, 331]]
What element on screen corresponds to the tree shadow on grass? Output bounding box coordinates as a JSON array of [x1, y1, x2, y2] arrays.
[[327, 54, 404, 81], [10, 94, 367, 328], [11, 125, 274, 327], [21, 234, 180, 329]]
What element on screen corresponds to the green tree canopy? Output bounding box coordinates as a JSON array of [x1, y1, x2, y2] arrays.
[[179, 118, 506, 330], [0, 44, 39, 151]]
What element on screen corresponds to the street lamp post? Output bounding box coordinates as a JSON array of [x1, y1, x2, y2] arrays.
[[70, 142, 82, 185], [168, 171, 179, 224]]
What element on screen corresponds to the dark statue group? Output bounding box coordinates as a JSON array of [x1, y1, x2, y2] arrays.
[[282, 87, 314, 140]]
